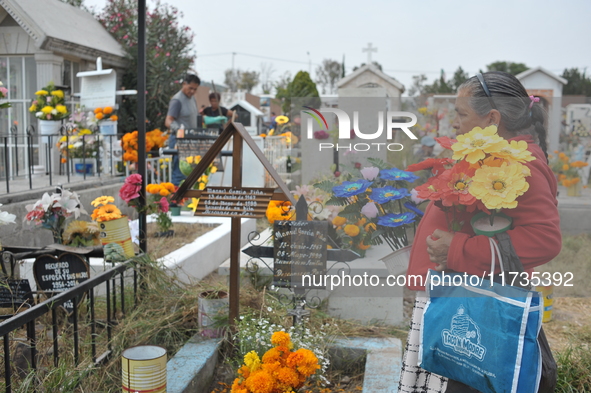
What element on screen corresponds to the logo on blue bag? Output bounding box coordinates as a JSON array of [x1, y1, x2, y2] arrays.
[[441, 305, 486, 361]]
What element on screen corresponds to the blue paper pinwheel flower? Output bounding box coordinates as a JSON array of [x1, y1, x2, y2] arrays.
[[377, 212, 417, 227], [380, 168, 419, 182], [333, 179, 372, 198], [371, 186, 410, 204]]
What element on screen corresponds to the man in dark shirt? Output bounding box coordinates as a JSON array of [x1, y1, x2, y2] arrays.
[[165, 73, 200, 185], [201, 92, 234, 127]]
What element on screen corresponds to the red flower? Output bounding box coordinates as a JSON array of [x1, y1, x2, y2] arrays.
[[406, 158, 454, 175], [435, 136, 457, 150], [438, 161, 477, 207], [125, 173, 142, 185]]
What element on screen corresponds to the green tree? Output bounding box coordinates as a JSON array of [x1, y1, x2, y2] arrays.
[[486, 61, 528, 75], [450, 66, 469, 91], [238, 70, 260, 93], [96, 0, 195, 134], [315, 59, 342, 94], [561, 68, 591, 96], [276, 71, 319, 114]]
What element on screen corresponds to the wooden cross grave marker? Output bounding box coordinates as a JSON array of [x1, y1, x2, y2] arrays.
[[172, 122, 296, 326]]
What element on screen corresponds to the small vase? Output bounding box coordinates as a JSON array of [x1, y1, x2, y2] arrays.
[[98, 216, 135, 261], [71, 158, 96, 176], [38, 120, 62, 144], [170, 206, 181, 216], [381, 245, 412, 275], [566, 182, 581, 197]]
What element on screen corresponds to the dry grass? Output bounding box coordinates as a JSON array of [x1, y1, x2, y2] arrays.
[[144, 222, 218, 260]]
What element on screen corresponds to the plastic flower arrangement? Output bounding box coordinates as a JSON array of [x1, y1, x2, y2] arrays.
[[179, 155, 217, 190], [315, 159, 421, 257], [231, 330, 320, 393], [0, 204, 16, 227], [29, 82, 69, 121], [25, 188, 87, 244], [90, 196, 122, 222], [407, 125, 536, 230], [0, 80, 11, 109], [549, 150, 588, 188], [62, 220, 100, 247], [122, 129, 168, 162]]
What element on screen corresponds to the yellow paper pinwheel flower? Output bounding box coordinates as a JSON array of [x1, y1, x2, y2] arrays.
[[452, 125, 507, 164], [469, 162, 530, 209], [187, 198, 199, 212], [490, 139, 535, 164]]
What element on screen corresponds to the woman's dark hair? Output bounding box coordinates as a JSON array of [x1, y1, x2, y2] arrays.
[[209, 92, 221, 101], [183, 74, 201, 85], [458, 71, 549, 161]]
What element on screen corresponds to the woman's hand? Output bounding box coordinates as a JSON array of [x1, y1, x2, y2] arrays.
[[426, 229, 455, 271]]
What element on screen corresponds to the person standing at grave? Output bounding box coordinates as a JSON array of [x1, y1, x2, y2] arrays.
[[398, 72, 561, 392], [165, 74, 201, 186], [201, 92, 234, 131]]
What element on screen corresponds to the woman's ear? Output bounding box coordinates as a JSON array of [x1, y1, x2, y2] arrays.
[[489, 110, 501, 126]]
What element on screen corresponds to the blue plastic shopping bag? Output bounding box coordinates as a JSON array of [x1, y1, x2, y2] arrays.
[[419, 270, 543, 393]]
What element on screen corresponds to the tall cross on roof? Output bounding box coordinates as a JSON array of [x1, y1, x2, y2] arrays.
[[362, 43, 377, 64]]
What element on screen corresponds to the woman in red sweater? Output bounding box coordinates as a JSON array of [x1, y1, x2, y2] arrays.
[[398, 72, 561, 393]]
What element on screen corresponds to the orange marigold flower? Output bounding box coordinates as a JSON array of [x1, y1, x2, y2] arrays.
[[344, 224, 360, 237], [358, 241, 371, 250], [244, 370, 275, 393], [159, 189, 170, 197], [271, 331, 292, 348], [103, 106, 113, 114], [365, 222, 377, 232], [275, 367, 300, 387], [94, 107, 103, 114], [95, 112, 104, 120], [262, 348, 282, 364], [332, 216, 347, 226], [110, 115, 118, 121]]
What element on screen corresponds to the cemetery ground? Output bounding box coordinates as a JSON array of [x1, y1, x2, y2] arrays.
[[1, 230, 590, 392]]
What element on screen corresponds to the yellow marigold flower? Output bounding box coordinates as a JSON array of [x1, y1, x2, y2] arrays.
[[469, 162, 529, 210], [194, 155, 202, 163], [244, 351, 261, 372], [56, 104, 68, 114], [68, 144, 75, 149], [35, 90, 48, 96], [418, 107, 428, 115], [562, 164, 569, 171], [490, 139, 535, 164], [51, 90, 64, 98], [271, 331, 292, 348], [91, 196, 115, 207], [59, 136, 67, 142], [29, 104, 37, 112], [332, 216, 347, 226], [201, 175, 208, 183], [79, 128, 92, 135], [344, 224, 360, 237], [198, 182, 206, 190], [186, 156, 194, 164], [451, 125, 506, 164], [41, 106, 54, 115], [210, 166, 218, 174]]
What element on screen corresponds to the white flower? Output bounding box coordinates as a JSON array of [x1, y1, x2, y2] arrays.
[[51, 109, 58, 115], [0, 204, 16, 226]]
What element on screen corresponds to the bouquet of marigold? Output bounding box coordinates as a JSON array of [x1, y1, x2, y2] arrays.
[[313, 159, 421, 256], [25, 188, 87, 243], [29, 82, 69, 121], [93, 106, 118, 122], [549, 150, 588, 188], [408, 125, 536, 230], [122, 129, 168, 162], [231, 331, 320, 393], [265, 200, 295, 224]]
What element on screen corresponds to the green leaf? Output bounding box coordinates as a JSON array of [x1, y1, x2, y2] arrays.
[[367, 157, 391, 170], [314, 180, 337, 194]]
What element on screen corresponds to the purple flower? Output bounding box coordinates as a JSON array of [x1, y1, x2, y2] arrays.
[[314, 130, 330, 140], [360, 167, 379, 181], [361, 202, 379, 218]]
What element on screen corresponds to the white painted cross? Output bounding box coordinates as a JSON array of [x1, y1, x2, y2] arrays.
[[362, 43, 377, 64]]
